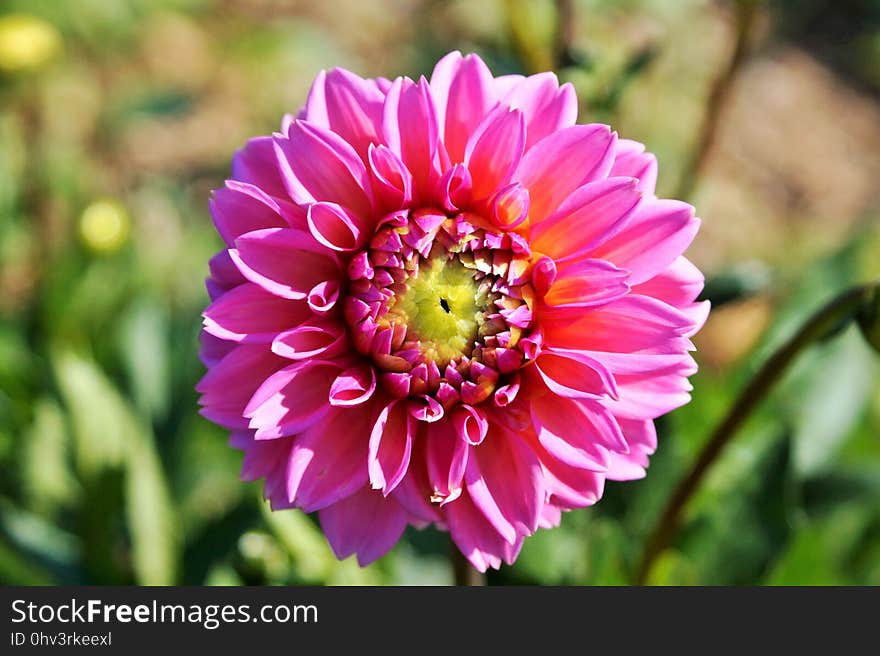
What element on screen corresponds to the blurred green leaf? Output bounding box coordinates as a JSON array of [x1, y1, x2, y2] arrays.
[[765, 507, 872, 585], [23, 397, 79, 512], [118, 299, 170, 421], [259, 500, 381, 585], [789, 328, 877, 477], [53, 350, 178, 583], [0, 497, 81, 584]]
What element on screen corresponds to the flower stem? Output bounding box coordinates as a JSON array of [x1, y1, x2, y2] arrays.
[[451, 543, 487, 586], [676, 0, 757, 201], [635, 281, 879, 585]]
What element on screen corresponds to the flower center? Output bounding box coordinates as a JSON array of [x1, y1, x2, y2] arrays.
[[343, 209, 542, 407], [387, 256, 486, 366]]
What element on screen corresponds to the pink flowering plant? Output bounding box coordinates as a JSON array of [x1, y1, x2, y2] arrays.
[[197, 51, 710, 573]]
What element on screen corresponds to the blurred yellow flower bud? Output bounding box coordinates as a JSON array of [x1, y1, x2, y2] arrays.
[[79, 199, 130, 254], [0, 14, 61, 73]]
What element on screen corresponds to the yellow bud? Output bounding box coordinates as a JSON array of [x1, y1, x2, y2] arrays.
[[0, 14, 61, 73], [79, 199, 130, 254]]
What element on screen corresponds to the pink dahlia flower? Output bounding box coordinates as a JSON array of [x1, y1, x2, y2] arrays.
[[197, 52, 709, 572]]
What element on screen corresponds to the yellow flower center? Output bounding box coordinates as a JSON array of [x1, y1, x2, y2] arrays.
[[387, 256, 486, 365]]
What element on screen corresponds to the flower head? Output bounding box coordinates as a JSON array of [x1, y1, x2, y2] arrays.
[[197, 52, 709, 572]]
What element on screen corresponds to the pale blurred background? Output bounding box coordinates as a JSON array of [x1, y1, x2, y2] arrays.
[[0, 0, 878, 585]]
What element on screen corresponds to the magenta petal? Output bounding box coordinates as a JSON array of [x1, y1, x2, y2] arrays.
[[426, 419, 469, 505], [464, 106, 525, 200], [196, 345, 286, 429], [514, 124, 616, 223], [275, 120, 374, 217], [319, 486, 408, 566], [210, 181, 289, 246], [501, 72, 578, 149], [465, 427, 544, 544], [244, 360, 342, 439], [529, 394, 612, 471], [306, 202, 368, 252], [430, 51, 498, 164], [329, 364, 376, 407], [451, 404, 488, 445], [271, 319, 347, 360], [202, 283, 311, 343], [445, 491, 506, 572], [534, 348, 619, 400], [368, 400, 416, 495], [610, 138, 658, 196], [529, 177, 642, 258], [592, 198, 699, 285], [230, 136, 288, 199], [285, 403, 373, 512], [303, 68, 385, 162], [231, 228, 339, 300], [542, 258, 630, 309]]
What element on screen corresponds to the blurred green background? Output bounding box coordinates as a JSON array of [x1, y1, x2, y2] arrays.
[[0, 0, 878, 586]]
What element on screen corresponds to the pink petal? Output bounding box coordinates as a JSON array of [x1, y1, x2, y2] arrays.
[[430, 52, 498, 164], [230, 228, 339, 300], [328, 364, 376, 407], [445, 490, 506, 572], [319, 486, 409, 566], [534, 348, 619, 400], [514, 124, 617, 224], [271, 319, 347, 360], [230, 136, 288, 199], [244, 360, 342, 439], [368, 399, 416, 495], [541, 258, 630, 309], [368, 143, 413, 211], [464, 106, 525, 200], [284, 402, 374, 512], [610, 138, 658, 196], [382, 77, 442, 201], [464, 426, 544, 544], [591, 198, 699, 285], [500, 72, 578, 149], [529, 177, 642, 258], [196, 344, 286, 429], [529, 393, 615, 471], [303, 68, 385, 162], [274, 120, 374, 218], [202, 282, 312, 342], [542, 294, 698, 353], [306, 202, 368, 252], [605, 418, 657, 481], [426, 419, 469, 505], [604, 361, 696, 420], [533, 439, 606, 510], [632, 255, 704, 307]]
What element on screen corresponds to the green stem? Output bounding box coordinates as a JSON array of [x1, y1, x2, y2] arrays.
[[676, 0, 757, 201], [635, 281, 878, 585], [451, 542, 486, 586]]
